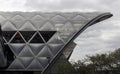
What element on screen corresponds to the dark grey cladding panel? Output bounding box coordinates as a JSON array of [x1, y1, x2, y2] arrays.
[[0, 12, 111, 71]]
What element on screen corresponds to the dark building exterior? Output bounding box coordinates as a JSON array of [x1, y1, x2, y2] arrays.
[[0, 12, 112, 74]]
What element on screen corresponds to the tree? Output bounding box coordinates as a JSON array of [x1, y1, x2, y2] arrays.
[[73, 48, 120, 74]]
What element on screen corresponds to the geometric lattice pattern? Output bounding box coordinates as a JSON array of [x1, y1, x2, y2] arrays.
[[0, 12, 103, 71]]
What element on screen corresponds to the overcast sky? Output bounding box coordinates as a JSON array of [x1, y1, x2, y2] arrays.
[[0, 0, 120, 62]]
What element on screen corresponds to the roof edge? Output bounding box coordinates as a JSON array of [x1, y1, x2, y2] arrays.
[[0, 11, 104, 14], [88, 12, 113, 26], [42, 12, 113, 74]]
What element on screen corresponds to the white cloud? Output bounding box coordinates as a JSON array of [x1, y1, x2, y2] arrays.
[[0, 0, 26, 11], [70, 19, 120, 61], [0, 0, 111, 12]]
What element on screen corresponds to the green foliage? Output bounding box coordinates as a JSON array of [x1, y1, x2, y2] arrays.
[[48, 48, 120, 74], [57, 61, 76, 74], [73, 48, 120, 74]]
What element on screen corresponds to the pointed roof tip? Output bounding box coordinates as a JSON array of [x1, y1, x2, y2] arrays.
[[88, 12, 113, 26]]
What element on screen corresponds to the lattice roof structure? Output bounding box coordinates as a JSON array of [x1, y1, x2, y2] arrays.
[[0, 12, 112, 73]]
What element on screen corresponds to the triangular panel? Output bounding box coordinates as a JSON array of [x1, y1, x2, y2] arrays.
[[48, 34, 64, 44], [18, 45, 34, 57], [73, 24, 83, 31], [37, 57, 48, 68], [9, 44, 25, 56], [19, 21, 36, 31], [10, 32, 25, 43], [3, 31, 16, 42], [39, 22, 55, 31], [41, 13, 55, 20], [72, 14, 87, 21], [40, 31, 56, 42], [20, 31, 35, 42], [8, 59, 25, 69], [62, 13, 75, 20], [0, 15, 6, 23], [51, 15, 66, 23], [60, 22, 76, 42], [30, 44, 44, 55], [48, 44, 63, 55], [81, 12, 99, 20], [30, 33, 44, 43], [11, 15, 25, 22], [19, 57, 34, 68], [11, 15, 26, 29], [37, 46, 53, 57], [31, 15, 45, 22], [27, 59, 43, 69], [2, 21, 17, 31], [0, 12, 15, 19], [31, 15, 46, 29]]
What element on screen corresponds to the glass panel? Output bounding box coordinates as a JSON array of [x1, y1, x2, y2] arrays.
[[40, 31, 56, 42], [30, 33, 44, 43], [11, 33, 25, 43], [3, 31, 16, 42], [20, 31, 35, 42]]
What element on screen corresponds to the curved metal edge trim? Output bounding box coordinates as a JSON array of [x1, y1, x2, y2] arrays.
[[41, 12, 113, 74], [88, 12, 113, 26]]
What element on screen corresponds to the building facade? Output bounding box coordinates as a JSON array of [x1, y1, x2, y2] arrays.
[[0, 12, 112, 74]]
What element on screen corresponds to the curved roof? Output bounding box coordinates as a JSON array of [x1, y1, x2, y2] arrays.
[[0, 12, 112, 72], [42, 12, 113, 73]]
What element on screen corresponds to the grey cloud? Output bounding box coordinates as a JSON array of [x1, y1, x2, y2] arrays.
[[25, 0, 62, 11], [24, 0, 109, 11], [70, 18, 120, 61]]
